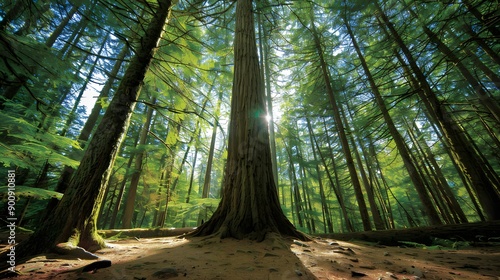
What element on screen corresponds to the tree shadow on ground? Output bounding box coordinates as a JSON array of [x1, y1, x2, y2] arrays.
[[0, 233, 317, 279]]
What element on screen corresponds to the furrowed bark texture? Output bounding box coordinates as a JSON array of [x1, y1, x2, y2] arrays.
[[191, 0, 306, 241]]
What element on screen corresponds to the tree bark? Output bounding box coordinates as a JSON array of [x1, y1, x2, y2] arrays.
[[5, 0, 173, 261], [191, 0, 306, 241], [201, 91, 222, 199]]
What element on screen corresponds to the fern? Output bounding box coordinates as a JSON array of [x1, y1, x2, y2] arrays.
[[0, 111, 81, 169], [0, 186, 63, 200]]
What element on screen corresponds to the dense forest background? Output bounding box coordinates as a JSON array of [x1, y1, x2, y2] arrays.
[[1, 0, 499, 235]]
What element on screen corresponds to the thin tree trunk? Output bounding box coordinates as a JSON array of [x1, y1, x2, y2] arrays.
[[284, 139, 304, 229], [154, 120, 183, 227], [343, 16, 441, 225], [295, 131, 315, 233], [306, 119, 334, 233], [376, 4, 500, 220], [99, 180, 119, 229], [342, 105, 385, 230], [185, 148, 199, 204], [409, 120, 468, 223], [306, 12, 371, 231], [321, 118, 355, 232], [122, 97, 156, 229], [201, 91, 222, 199], [60, 33, 110, 137]]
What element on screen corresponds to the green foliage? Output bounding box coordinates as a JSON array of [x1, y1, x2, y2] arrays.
[[399, 238, 471, 250], [0, 185, 62, 200], [0, 111, 81, 169], [2, 0, 498, 235], [0, 32, 66, 82]]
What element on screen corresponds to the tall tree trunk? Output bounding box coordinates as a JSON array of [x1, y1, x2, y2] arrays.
[[420, 23, 500, 122], [155, 121, 184, 227], [292, 12, 371, 231], [295, 128, 315, 233], [185, 148, 199, 204], [306, 118, 334, 233], [191, 0, 306, 241], [366, 141, 394, 229], [201, 91, 222, 199], [99, 179, 119, 229], [8, 0, 174, 260], [343, 15, 442, 225], [342, 105, 385, 230], [305, 12, 371, 231], [158, 89, 209, 226], [409, 120, 468, 223], [321, 118, 355, 232], [108, 134, 140, 229], [122, 97, 156, 229], [43, 39, 129, 221], [376, 4, 500, 220], [284, 139, 305, 229], [60, 32, 110, 137]]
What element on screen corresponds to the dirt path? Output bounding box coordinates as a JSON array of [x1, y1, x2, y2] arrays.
[[2, 235, 499, 279]]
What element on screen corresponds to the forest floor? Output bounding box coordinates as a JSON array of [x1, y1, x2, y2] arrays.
[[1, 230, 500, 280]]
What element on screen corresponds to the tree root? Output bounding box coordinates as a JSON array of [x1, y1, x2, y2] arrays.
[[51, 242, 99, 260]]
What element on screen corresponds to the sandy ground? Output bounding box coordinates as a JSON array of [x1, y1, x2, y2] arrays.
[[1, 234, 500, 280]]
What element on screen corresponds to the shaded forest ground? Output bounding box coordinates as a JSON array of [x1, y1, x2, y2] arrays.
[[1, 222, 500, 279]]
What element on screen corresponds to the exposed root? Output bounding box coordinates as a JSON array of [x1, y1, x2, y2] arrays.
[[51, 243, 99, 260]]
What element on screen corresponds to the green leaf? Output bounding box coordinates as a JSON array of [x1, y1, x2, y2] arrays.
[[0, 186, 63, 200]]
